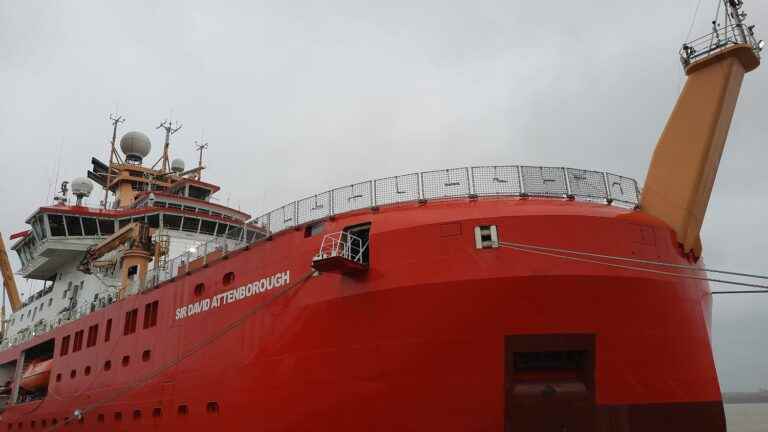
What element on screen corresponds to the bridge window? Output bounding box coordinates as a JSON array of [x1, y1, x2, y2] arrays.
[[215, 223, 229, 237], [147, 214, 160, 228], [199, 220, 217, 235], [124, 309, 138, 335], [65, 216, 83, 236], [143, 301, 159, 329], [48, 215, 66, 237], [163, 214, 182, 231], [82, 218, 98, 236], [97, 219, 114, 235], [182, 217, 200, 233], [73, 330, 84, 352]]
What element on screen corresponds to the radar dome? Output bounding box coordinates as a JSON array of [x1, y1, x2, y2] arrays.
[[120, 131, 151, 164], [171, 158, 185, 173], [71, 177, 93, 197]]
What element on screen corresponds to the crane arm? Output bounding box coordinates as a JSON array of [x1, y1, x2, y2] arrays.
[[0, 233, 22, 313]]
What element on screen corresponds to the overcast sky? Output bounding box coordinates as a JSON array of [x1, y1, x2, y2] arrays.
[[1, 1, 767, 391]]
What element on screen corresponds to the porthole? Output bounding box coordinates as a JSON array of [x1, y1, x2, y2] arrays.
[[70, 369, 76, 379], [122, 355, 130, 367], [152, 407, 162, 418], [177, 404, 189, 415], [84, 366, 91, 376], [97, 414, 104, 423], [114, 412, 122, 421], [104, 360, 112, 371], [133, 410, 141, 420], [55, 373, 61, 382], [51, 419, 57, 426], [194, 283, 205, 296], [222, 272, 235, 286], [142, 350, 151, 362]]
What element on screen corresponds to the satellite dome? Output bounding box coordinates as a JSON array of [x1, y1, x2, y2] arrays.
[[120, 131, 151, 164], [71, 177, 93, 197], [171, 158, 185, 173]]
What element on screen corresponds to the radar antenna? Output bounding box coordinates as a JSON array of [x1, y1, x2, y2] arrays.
[[194, 139, 209, 180], [103, 113, 126, 208], [153, 119, 183, 173]]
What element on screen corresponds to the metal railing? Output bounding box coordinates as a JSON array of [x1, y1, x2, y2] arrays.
[[314, 231, 368, 265], [680, 23, 763, 67], [250, 165, 640, 234], [145, 232, 249, 289]]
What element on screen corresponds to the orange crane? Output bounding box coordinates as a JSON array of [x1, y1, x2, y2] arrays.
[[0, 232, 22, 313]]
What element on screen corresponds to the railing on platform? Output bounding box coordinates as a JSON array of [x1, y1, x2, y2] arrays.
[[680, 23, 763, 67], [249, 165, 640, 235], [314, 231, 368, 265]]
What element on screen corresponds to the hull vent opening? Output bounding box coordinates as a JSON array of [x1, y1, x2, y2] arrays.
[[505, 334, 596, 432]]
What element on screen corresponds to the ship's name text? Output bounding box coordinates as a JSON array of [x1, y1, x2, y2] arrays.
[[175, 270, 290, 320]]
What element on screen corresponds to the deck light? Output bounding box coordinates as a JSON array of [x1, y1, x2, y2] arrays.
[[759, 40, 766, 50]]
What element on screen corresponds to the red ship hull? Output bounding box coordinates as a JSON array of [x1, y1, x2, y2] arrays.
[[0, 198, 725, 431]]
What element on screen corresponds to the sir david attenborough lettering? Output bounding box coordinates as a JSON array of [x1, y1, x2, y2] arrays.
[[175, 270, 290, 320]]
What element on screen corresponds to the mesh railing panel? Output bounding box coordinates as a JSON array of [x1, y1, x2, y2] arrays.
[[270, 202, 298, 232], [247, 165, 640, 236], [331, 181, 373, 214], [421, 168, 470, 199], [566, 168, 608, 200], [606, 173, 639, 204], [297, 192, 331, 225], [472, 166, 522, 196], [374, 173, 420, 206], [520, 166, 568, 197]]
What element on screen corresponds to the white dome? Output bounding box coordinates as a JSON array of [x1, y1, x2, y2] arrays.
[[71, 177, 93, 197], [171, 158, 185, 173], [120, 131, 151, 162]]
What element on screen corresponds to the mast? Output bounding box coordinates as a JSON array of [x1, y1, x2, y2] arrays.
[[153, 120, 182, 173], [195, 139, 208, 180], [103, 113, 125, 209], [640, 0, 763, 257]]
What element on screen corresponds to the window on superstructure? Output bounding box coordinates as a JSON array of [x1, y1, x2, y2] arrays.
[[154, 201, 166, 208], [86, 324, 98, 348], [167, 202, 182, 210], [36, 214, 48, 240], [199, 220, 217, 235], [131, 216, 146, 225], [182, 217, 200, 233], [82, 218, 98, 236], [65, 216, 83, 236], [60, 335, 70, 356], [143, 301, 158, 329], [105, 319, 112, 342], [48, 215, 66, 237], [215, 223, 229, 237], [118, 218, 131, 230], [72, 330, 84, 352], [97, 219, 115, 235], [123, 309, 138, 335], [226, 226, 243, 241], [163, 214, 182, 231], [147, 213, 160, 229]]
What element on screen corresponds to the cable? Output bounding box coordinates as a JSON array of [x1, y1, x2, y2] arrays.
[[498, 241, 768, 281], [686, 0, 705, 41], [498, 243, 768, 291], [712, 291, 768, 294]]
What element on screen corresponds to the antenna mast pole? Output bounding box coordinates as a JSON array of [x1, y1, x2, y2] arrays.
[[154, 120, 183, 173], [104, 113, 125, 209], [194, 139, 209, 180]]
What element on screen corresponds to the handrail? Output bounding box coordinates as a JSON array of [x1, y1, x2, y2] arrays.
[[249, 165, 640, 234]]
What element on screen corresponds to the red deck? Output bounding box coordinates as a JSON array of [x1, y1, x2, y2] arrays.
[[0, 197, 725, 431]]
